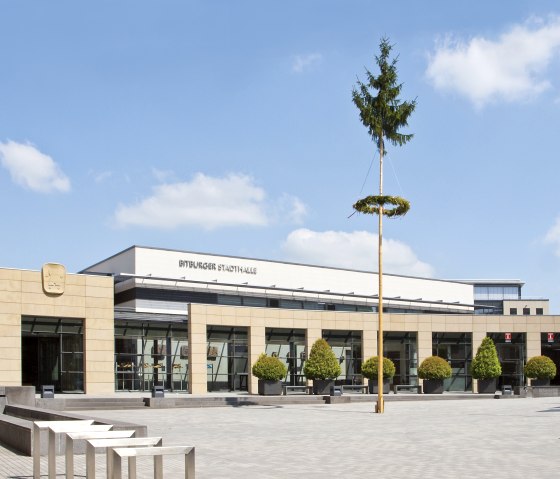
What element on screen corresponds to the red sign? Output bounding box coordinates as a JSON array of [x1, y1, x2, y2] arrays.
[[548, 332, 555, 343], [505, 332, 512, 343]]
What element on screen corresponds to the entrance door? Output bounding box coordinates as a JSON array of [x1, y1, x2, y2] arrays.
[[22, 317, 84, 393], [22, 336, 60, 391]]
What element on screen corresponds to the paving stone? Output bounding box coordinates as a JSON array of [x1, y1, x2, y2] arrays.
[[1, 396, 559, 478]]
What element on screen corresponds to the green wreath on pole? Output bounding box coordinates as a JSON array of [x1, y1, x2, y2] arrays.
[[353, 195, 410, 218]]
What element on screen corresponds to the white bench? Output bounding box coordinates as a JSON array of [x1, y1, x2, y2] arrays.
[[65, 429, 135, 479], [33, 420, 94, 479], [87, 436, 163, 479], [111, 445, 195, 479]]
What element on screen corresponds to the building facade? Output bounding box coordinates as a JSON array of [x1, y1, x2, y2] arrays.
[[1, 245, 559, 395], [0, 264, 114, 394]]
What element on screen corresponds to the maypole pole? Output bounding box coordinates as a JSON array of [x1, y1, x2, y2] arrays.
[[352, 38, 416, 414], [377, 138, 385, 413]]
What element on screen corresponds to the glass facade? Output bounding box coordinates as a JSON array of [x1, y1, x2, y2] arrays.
[[432, 332, 472, 391], [265, 328, 306, 386], [474, 286, 520, 300], [21, 316, 84, 392], [384, 332, 418, 386], [473, 285, 522, 315], [114, 320, 188, 392], [541, 332, 560, 386], [206, 326, 248, 392], [323, 330, 363, 385], [488, 333, 526, 387], [118, 286, 466, 315]]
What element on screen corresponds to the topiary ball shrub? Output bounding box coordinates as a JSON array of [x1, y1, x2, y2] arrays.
[[471, 336, 502, 380], [361, 356, 395, 379], [251, 353, 287, 381], [418, 356, 452, 380], [524, 356, 557, 379], [303, 338, 341, 380]]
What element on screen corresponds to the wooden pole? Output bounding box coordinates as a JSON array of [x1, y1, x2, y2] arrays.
[[376, 138, 384, 414]]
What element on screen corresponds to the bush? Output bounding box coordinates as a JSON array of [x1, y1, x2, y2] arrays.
[[471, 337, 502, 380], [524, 356, 557, 379], [361, 356, 395, 379], [418, 356, 452, 380], [251, 353, 287, 381], [303, 339, 341, 380]]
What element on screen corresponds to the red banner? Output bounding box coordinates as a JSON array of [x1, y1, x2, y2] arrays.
[[548, 332, 555, 343], [505, 332, 512, 343]]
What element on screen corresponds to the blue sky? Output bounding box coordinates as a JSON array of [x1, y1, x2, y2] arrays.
[[1, 1, 560, 309]]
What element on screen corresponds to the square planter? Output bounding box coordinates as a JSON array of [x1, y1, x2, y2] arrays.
[[531, 378, 550, 387], [312, 379, 334, 395], [368, 378, 390, 394], [477, 378, 497, 394], [422, 379, 444, 394], [258, 379, 282, 396]]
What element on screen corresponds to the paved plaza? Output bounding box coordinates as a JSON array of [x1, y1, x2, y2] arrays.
[[1, 396, 560, 478]]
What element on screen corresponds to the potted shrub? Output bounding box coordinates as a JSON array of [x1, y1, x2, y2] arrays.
[[252, 353, 287, 395], [471, 337, 502, 394], [524, 356, 557, 386], [418, 356, 451, 394], [303, 338, 341, 395], [361, 356, 395, 394]]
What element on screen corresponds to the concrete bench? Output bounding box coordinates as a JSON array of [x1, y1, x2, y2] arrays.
[[341, 384, 368, 394], [111, 445, 195, 479], [0, 413, 33, 455], [87, 436, 163, 479], [33, 420, 95, 479], [65, 429, 136, 479], [282, 385, 312, 395], [393, 384, 422, 394]]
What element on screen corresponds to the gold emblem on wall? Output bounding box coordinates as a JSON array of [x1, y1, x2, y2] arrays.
[[42, 263, 66, 295]]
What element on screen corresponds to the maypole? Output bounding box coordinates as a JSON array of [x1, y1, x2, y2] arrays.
[[352, 38, 416, 414]]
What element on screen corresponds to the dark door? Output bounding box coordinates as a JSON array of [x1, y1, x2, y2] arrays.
[[22, 336, 60, 391]]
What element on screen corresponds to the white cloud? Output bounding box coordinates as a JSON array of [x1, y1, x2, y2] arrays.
[[292, 53, 322, 73], [92, 171, 112, 183], [114, 173, 306, 230], [545, 217, 560, 256], [274, 194, 307, 224], [281, 228, 434, 277], [0, 140, 70, 193], [426, 16, 560, 108], [152, 168, 175, 183]]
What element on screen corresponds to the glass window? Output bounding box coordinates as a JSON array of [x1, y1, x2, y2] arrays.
[[510, 308, 517, 315], [206, 326, 248, 392], [323, 330, 362, 385], [114, 320, 188, 393], [432, 332, 472, 392], [384, 332, 418, 387], [265, 328, 305, 386], [21, 316, 84, 392], [279, 299, 303, 309], [242, 296, 267, 307], [488, 333, 526, 388], [523, 308, 530, 315], [218, 295, 242, 306], [536, 308, 544, 315]]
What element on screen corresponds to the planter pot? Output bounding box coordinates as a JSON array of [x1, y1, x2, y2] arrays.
[[422, 379, 444, 394], [258, 379, 282, 396], [368, 378, 390, 394], [531, 378, 551, 387], [477, 378, 497, 394], [312, 379, 334, 395]]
